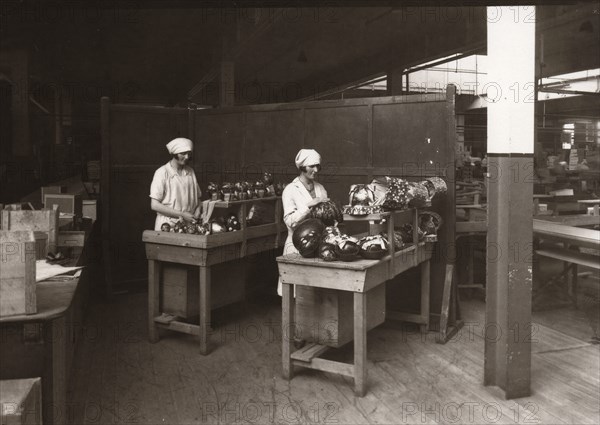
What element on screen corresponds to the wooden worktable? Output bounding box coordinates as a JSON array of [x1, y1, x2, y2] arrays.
[[533, 218, 600, 250], [277, 240, 433, 397], [532, 217, 599, 311], [0, 274, 85, 425], [143, 200, 286, 355], [535, 214, 600, 227], [0, 219, 95, 425]]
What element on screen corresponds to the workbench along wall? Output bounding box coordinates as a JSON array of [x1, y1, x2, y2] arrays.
[[101, 87, 456, 312]]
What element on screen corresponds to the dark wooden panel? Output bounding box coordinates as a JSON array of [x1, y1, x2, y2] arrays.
[[245, 109, 303, 176], [109, 168, 156, 283], [305, 105, 370, 168], [194, 112, 244, 184], [316, 173, 363, 208], [373, 102, 448, 173], [110, 111, 188, 165], [106, 94, 455, 299]]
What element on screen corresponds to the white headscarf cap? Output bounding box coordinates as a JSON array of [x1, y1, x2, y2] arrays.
[[166, 138, 193, 154], [295, 149, 321, 169]]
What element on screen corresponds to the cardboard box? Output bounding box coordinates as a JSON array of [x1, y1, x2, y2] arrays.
[[0, 378, 42, 425], [57, 231, 86, 261], [57, 230, 86, 247], [43, 194, 82, 217], [295, 284, 386, 348], [161, 262, 245, 318], [58, 214, 74, 231], [1, 208, 59, 257], [82, 199, 97, 221], [0, 230, 37, 317]]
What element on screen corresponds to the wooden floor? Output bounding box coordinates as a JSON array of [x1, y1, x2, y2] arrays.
[[67, 291, 600, 425]]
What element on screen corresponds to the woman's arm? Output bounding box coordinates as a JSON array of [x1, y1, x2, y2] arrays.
[[193, 203, 202, 219], [282, 187, 329, 229], [151, 198, 196, 222]]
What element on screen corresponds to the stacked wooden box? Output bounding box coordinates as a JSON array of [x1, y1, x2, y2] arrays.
[[1, 208, 59, 256], [295, 285, 386, 348], [43, 194, 82, 230], [161, 263, 246, 318], [82, 199, 97, 222], [0, 378, 42, 425], [0, 230, 37, 317], [41, 185, 67, 203]]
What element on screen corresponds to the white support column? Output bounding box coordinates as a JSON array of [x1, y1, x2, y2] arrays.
[[484, 5, 536, 399]]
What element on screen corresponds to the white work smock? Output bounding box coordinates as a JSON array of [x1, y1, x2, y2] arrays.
[[149, 161, 202, 230], [277, 176, 327, 295]]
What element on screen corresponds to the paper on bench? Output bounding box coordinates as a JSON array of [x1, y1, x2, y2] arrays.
[[35, 260, 84, 282]]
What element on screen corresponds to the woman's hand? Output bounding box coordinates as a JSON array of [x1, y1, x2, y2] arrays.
[[307, 197, 329, 208], [180, 211, 196, 223]]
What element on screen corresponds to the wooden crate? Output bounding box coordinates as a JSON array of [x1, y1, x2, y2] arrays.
[[0, 231, 37, 317], [57, 230, 86, 260], [2, 204, 34, 211], [41, 185, 66, 204], [43, 194, 82, 216], [295, 284, 386, 348], [33, 232, 48, 260], [0, 378, 42, 425], [58, 215, 74, 231], [161, 262, 245, 318], [57, 231, 86, 247], [1, 208, 59, 255]]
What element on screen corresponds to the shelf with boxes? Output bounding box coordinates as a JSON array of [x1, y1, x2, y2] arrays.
[[142, 196, 285, 355], [43, 193, 82, 230], [0, 205, 95, 425], [40, 185, 96, 230], [1, 203, 91, 261]]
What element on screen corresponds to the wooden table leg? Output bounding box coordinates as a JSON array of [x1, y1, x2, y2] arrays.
[[354, 292, 367, 397], [566, 243, 578, 307], [570, 263, 578, 307], [420, 260, 431, 332], [199, 266, 211, 355], [50, 317, 66, 425], [148, 260, 160, 343], [467, 240, 475, 292], [282, 282, 294, 380]]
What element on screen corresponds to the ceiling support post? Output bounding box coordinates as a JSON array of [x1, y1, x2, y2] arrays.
[[484, 5, 536, 399]]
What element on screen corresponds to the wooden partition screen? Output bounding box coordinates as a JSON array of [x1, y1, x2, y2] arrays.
[[101, 99, 190, 291], [101, 86, 456, 311]]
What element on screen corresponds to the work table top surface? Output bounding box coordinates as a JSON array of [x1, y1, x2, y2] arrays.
[[0, 278, 78, 324], [277, 243, 424, 271], [533, 219, 600, 249], [535, 214, 600, 227]]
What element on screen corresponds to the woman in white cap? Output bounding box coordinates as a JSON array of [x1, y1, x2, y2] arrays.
[[277, 148, 329, 296], [149, 137, 202, 231]]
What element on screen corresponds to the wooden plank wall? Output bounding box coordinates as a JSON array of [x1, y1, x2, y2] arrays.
[[104, 104, 189, 288], [102, 88, 456, 312]]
